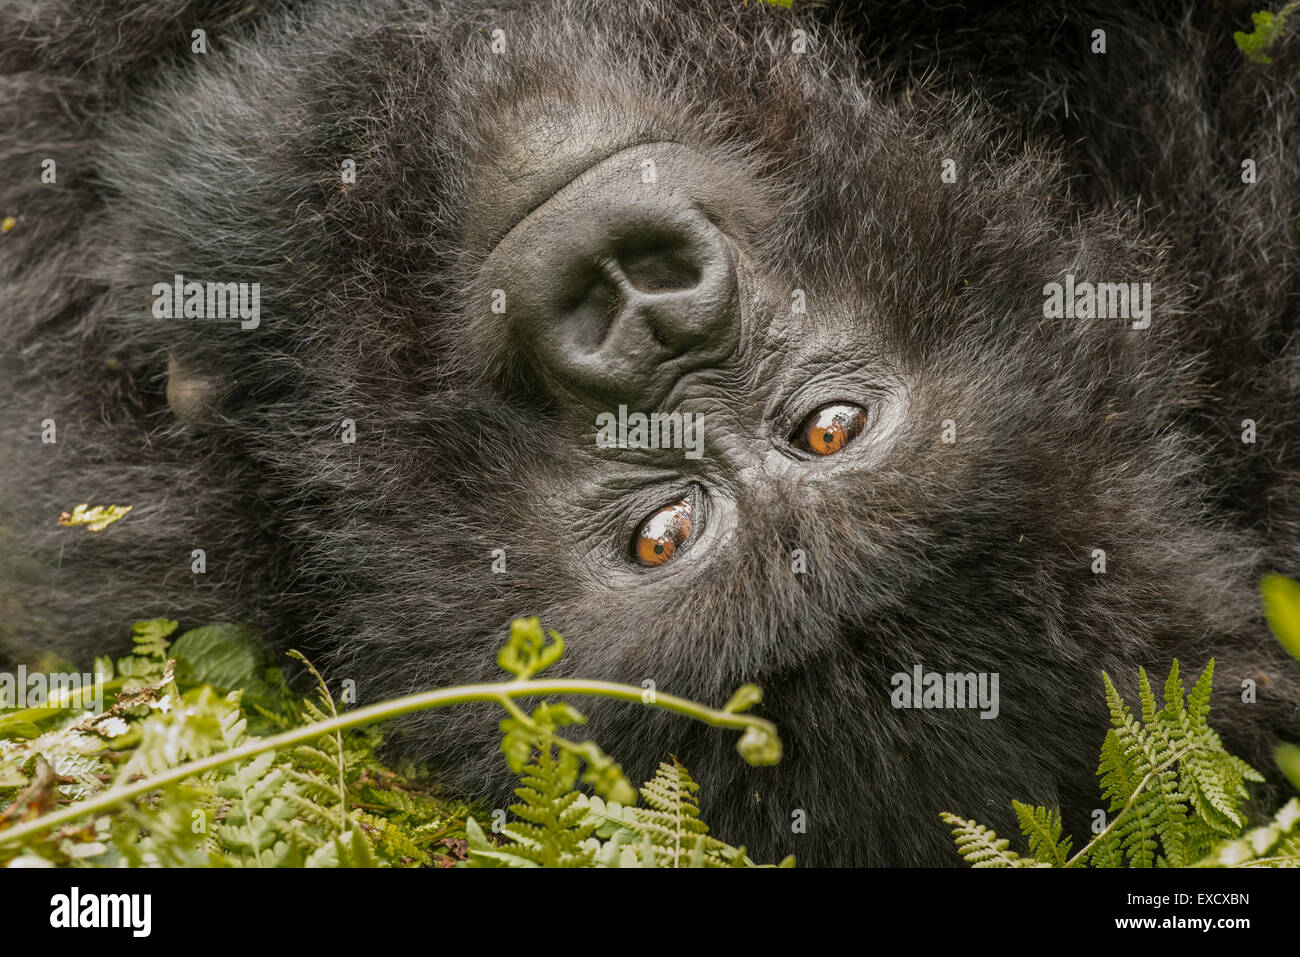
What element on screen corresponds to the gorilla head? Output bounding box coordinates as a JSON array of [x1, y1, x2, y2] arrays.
[[3, 0, 1298, 865]]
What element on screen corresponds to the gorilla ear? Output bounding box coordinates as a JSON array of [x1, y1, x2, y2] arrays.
[[165, 352, 225, 427]]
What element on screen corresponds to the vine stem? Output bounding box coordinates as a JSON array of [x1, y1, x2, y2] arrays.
[[0, 678, 774, 849]]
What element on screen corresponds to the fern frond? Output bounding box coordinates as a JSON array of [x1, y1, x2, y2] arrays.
[[953, 660, 1268, 871], [1012, 801, 1073, 866], [477, 742, 597, 867], [622, 759, 741, 867], [939, 813, 1035, 867], [633, 759, 709, 866], [129, 619, 178, 664]]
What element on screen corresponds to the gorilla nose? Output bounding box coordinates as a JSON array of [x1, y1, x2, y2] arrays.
[[480, 143, 740, 406]]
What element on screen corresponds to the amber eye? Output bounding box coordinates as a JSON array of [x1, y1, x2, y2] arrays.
[[797, 403, 868, 455], [634, 499, 693, 567]]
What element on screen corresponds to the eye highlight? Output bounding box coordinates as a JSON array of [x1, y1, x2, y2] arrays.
[[634, 498, 693, 567], [796, 403, 868, 455]]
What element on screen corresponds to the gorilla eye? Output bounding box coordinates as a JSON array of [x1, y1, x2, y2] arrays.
[[634, 499, 693, 567], [797, 403, 868, 455]]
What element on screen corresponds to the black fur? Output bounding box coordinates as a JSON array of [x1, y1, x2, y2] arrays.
[[2, 0, 1298, 865]]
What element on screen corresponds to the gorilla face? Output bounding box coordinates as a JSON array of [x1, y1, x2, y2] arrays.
[[290, 4, 1226, 866], [469, 126, 910, 608], [5, 0, 1297, 866]]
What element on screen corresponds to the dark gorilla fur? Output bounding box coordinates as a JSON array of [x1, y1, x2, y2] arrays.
[[2, 0, 1299, 866]]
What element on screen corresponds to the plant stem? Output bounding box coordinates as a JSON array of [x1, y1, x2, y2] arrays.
[[0, 677, 775, 849], [1065, 743, 1200, 867]]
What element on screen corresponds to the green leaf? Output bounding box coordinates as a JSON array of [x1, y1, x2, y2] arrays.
[[1233, 6, 1296, 65], [92, 656, 115, 682], [498, 716, 534, 774], [130, 619, 178, 660], [723, 684, 763, 713], [465, 816, 494, 855], [496, 617, 564, 679], [0, 716, 41, 739], [1261, 574, 1300, 662], [1277, 742, 1300, 792], [736, 725, 782, 766], [171, 624, 281, 707], [1013, 801, 1073, 866], [532, 700, 585, 730], [940, 812, 1029, 867], [573, 742, 637, 804]]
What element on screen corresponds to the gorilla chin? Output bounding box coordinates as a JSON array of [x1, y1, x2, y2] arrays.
[[2, 0, 1298, 867]]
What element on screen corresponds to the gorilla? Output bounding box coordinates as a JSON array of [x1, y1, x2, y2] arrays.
[[2, 0, 1298, 866]]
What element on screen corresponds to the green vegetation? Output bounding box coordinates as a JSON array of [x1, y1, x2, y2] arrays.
[[5, 575, 1299, 868], [1234, 2, 1299, 64], [0, 617, 785, 867], [942, 576, 1300, 868]]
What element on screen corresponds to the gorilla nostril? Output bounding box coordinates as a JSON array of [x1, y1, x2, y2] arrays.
[[564, 274, 622, 351], [617, 236, 702, 294]]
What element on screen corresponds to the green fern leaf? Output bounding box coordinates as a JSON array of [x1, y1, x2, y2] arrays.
[[940, 813, 1033, 867], [129, 619, 178, 662], [1012, 801, 1073, 866], [952, 660, 1266, 870]]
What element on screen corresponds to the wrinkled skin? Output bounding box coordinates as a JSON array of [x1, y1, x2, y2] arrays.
[[2, 0, 1298, 865]]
